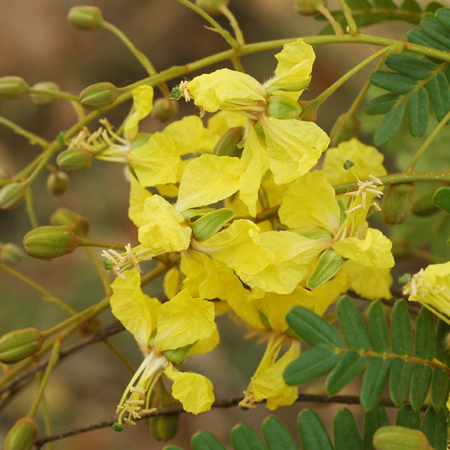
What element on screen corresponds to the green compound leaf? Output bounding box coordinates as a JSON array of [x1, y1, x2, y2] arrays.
[[426, 72, 450, 122], [391, 300, 414, 356], [364, 93, 399, 115], [433, 186, 450, 214], [360, 357, 391, 410], [370, 71, 417, 94], [407, 87, 429, 137], [421, 19, 450, 48], [283, 347, 342, 386], [262, 417, 298, 450], [389, 357, 413, 408], [395, 404, 421, 430], [422, 407, 447, 450], [374, 102, 405, 146], [407, 29, 450, 53], [326, 350, 367, 396], [400, 0, 421, 13], [430, 367, 449, 412], [436, 7, 450, 28], [410, 363, 433, 411], [230, 424, 265, 450], [435, 319, 450, 365], [192, 431, 227, 450], [415, 307, 436, 361], [363, 405, 389, 450], [298, 410, 333, 450], [373, 0, 397, 9], [164, 446, 184, 450], [337, 295, 371, 351], [368, 300, 391, 353], [286, 306, 344, 348], [345, 0, 372, 9], [334, 408, 363, 450], [385, 54, 434, 79]]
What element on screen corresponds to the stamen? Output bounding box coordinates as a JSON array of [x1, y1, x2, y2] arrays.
[[123, 418, 137, 425], [126, 400, 145, 405], [130, 386, 146, 395], [372, 202, 381, 211], [345, 204, 362, 215], [369, 174, 383, 185]]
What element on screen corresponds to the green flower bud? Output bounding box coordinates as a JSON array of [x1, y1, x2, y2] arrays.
[[0, 183, 25, 210], [79, 82, 119, 110], [23, 225, 80, 259], [195, 0, 229, 15], [381, 183, 415, 225], [67, 6, 104, 31], [1, 243, 24, 263], [373, 426, 432, 450], [294, 0, 327, 15], [151, 97, 179, 122], [50, 208, 90, 238], [4, 417, 39, 450], [266, 95, 302, 119], [412, 185, 440, 216], [329, 112, 361, 147], [0, 328, 43, 364], [307, 249, 346, 289], [191, 208, 235, 241], [57, 148, 93, 173], [213, 127, 244, 157], [0, 76, 30, 100], [47, 171, 69, 196], [163, 342, 196, 365], [30, 81, 60, 107]]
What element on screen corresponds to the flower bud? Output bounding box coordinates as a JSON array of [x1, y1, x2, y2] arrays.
[[4, 417, 39, 450], [30, 81, 60, 107], [373, 426, 432, 450], [191, 208, 235, 241], [163, 343, 196, 365], [67, 6, 104, 31], [195, 0, 229, 15], [307, 249, 346, 289], [1, 243, 24, 263], [151, 97, 179, 122], [381, 183, 415, 225], [79, 82, 119, 110], [266, 95, 302, 120], [213, 127, 244, 157], [294, 0, 327, 15], [0, 328, 43, 364], [50, 208, 90, 238], [412, 185, 439, 216], [0, 76, 30, 100], [150, 380, 180, 441], [329, 112, 361, 147], [47, 171, 69, 196], [0, 183, 25, 210], [23, 225, 80, 259], [57, 148, 93, 173]]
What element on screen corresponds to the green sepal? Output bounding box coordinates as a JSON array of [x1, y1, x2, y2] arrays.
[[266, 95, 302, 119], [306, 249, 346, 289], [191, 208, 235, 241], [163, 342, 196, 365]]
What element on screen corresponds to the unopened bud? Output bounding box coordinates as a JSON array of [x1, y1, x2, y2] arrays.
[[57, 148, 93, 173], [0, 183, 25, 210], [381, 183, 415, 225], [47, 171, 69, 196], [30, 81, 60, 107], [373, 426, 432, 450], [412, 185, 440, 216], [0, 76, 30, 100], [23, 225, 80, 259], [213, 127, 244, 157], [307, 249, 345, 289], [195, 0, 229, 15], [50, 208, 90, 238], [150, 380, 180, 441], [4, 417, 39, 450], [266, 95, 302, 119], [0, 328, 43, 364], [191, 208, 235, 241], [163, 343, 195, 365], [151, 97, 179, 122], [68, 6, 104, 31], [329, 112, 361, 147], [1, 243, 24, 263], [79, 82, 119, 110], [294, 0, 327, 15]]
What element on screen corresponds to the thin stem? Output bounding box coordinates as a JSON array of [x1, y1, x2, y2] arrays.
[[316, 4, 344, 35], [35, 371, 55, 450], [29, 88, 79, 102], [219, 5, 245, 45], [336, 0, 359, 35], [24, 186, 39, 229], [0, 116, 48, 148], [84, 247, 113, 296], [409, 247, 447, 264], [102, 340, 135, 375]]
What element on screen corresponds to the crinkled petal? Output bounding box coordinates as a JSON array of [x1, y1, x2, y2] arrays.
[[124, 86, 154, 139], [260, 115, 330, 184], [323, 138, 387, 185], [176, 155, 245, 212], [163, 267, 182, 300], [164, 365, 214, 414], [208, 111, 248, 136], [138, 196, 191, 252], [189, 327, 220, 356], [333, 228, 395, 269], [279, 170, 341, 234], [128, 174, 152, 227], [156, 290, 216, 351]]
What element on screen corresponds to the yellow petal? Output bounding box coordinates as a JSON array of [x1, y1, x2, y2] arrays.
[[260, 115, 330, 184], [124, 85, 154, 139], [110, 267, 160, 349], [189, 327, 220, 356], [155, 183, 179, 198], [128, 174, 152, 227], [156, 290, 216, 351], [138, 196, 192, 252], [312, 270, 352, 316], [323, 138, 387, 185], [333, 228, 395, 269], [208, 111, 248, 136], [164, 365, 215, 414], [163, 267, 182, 300], [279, 170, 341, 234]]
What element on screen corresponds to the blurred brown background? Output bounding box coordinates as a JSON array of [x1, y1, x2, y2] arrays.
[[0, 0, 433, 448]]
